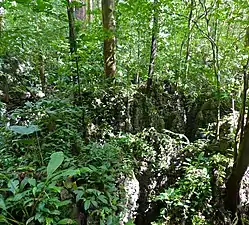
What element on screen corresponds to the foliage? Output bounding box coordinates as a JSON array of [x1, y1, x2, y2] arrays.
[[0, 0, 248, 223], [155, 140, 230, 224], [0, 97, 133, 224]]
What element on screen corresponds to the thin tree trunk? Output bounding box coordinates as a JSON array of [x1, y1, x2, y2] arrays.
[[239, 28, 249, 145], [102, 0, 116, 77], [67, 0, 81, 99], [147, 0, 158, 88], [87, 0, 93, 22], [0, 3, 6, 102], [75, 1, 86, 22], [67, 1, 77, 55], [225, 121, 249, 217], [234, 27, 249, 162]]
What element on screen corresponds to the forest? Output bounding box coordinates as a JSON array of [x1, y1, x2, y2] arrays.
[[1, 0, 249, 224]]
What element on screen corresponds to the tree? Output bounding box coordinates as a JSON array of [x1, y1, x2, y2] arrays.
[[147, 0, 159, 88], [67, 0, 81, 100], [75, 0, 86, 21], [102, 0, 116, 77], [225, 24, 249, 222], [87, 0, 93, 22]]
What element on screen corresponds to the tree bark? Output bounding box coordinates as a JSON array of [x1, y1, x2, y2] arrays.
[[225, 121, 249, 216], [67, 0, 81, 101], [87, 0, 93, 22], [75, 0, 87, 21], [102, 0, 116, 77], [147, 0, 159, 88]]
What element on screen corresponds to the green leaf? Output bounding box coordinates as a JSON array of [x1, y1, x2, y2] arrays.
[[125, 220, 135, 225], [26, 216, 34, 224], [50, 169, 80, 182], [58, 218, 75, 224], [84, 200, 91, 211], [20, 177, 28, 191], [55, 200, 71, 207], [75, 190, 84, 202], [91, 200, 98, 208], [32, 187, 37, 197], [0, 215, 7, 223], [8, 179, 19, 194], [16, 0, 31, 3], [47, 152, 64, 178], [98, 195, 108, 204], [45, 217, 53, 224], [0, 197, 6, 211], [28, 178, 36, 187], [9, 125, 40, 135], [12, 190, 29, 201], [107, 216, 112, 225]]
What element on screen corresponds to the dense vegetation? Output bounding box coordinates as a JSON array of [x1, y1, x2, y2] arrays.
[[1, 0, 249, 224]]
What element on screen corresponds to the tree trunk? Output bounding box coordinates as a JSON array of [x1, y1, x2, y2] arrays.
[[67, 1, 77, 56], [67, 0, 81, 101], [225, 121, 249, 216], [147, 0, 159, 88], [102, 0, 116, 77], [87, 0, 93, 22], [75, 0, 87, 21]]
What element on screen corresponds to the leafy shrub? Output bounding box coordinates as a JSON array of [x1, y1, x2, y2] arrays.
[[0, 119, 132, 224], [154, 140, 230, 224], [0, 151, 79, 224]]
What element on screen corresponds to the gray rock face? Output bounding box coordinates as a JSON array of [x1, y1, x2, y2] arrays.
[[120, 172, 140, 224], [240, 167, 249, 207]]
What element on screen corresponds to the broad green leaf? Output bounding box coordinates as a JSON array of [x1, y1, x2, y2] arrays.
[[20, 177, 28, 191], [91, 200, 98, 208], [0, 197, 6, 211], [28, 178, 36, 187], [54, 200, 71, 207], [8, 179, 19, 194], [9, 125, 40, 135], [75, 190, 84, 202], [98, 195, 108, 204], [107, 216, 112, 225], [50, 169, 80, 182], [84, 200, 90, 211], [12, 191, 29, 201], [47, 152, 64, 178], [58, 218, 75, 224]]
